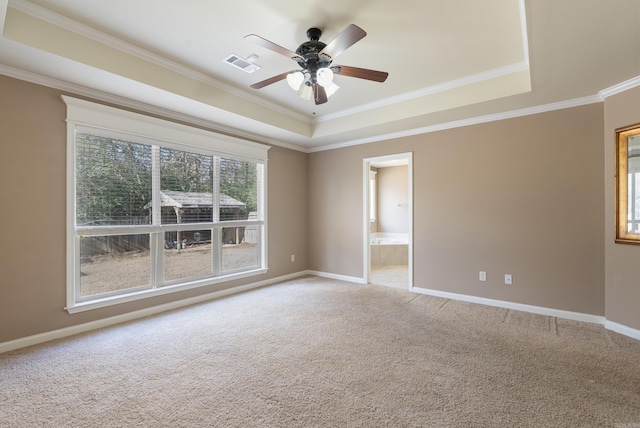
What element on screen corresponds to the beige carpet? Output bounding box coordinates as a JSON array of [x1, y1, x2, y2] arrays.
[[1, 276, 639, 427]]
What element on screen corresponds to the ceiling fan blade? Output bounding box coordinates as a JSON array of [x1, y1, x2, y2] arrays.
[[318, 24, 366, 60], [333, 65, 388, 82], [250, 71, 291, 89], [244, 34, 302, 61], [313, 84, 328, 105]]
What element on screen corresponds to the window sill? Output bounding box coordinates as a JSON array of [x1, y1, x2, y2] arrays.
[[66, 268, 269, 314]]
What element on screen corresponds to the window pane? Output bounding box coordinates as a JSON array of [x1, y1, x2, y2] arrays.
[[164, 230, 213, 282], [160, 148, 214, 225], [219, 158, 256, 221], [630, 156, 640, 232], [635, 172, 640, 220], [80, 235, 150, 297], [76, 134, 152, 226], [222, 227, 258, 272]]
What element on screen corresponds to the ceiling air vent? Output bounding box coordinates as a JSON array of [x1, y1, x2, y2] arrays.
[[224, 54, 261, 73]]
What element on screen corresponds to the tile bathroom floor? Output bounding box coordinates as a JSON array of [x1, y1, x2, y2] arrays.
[[370, 265, 409, 290]]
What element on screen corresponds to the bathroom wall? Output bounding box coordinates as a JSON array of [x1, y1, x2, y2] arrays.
[[377, 165, 409, 234]]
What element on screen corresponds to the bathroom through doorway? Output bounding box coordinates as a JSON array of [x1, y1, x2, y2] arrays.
[[363, 153, 413, 290]]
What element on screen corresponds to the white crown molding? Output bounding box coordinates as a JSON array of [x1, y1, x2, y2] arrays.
[[309, 95, 602, 153], [315, 61, 530, 124], [0, 63, 309, 153], [0, 61, 607, 155], [0, 61, 620, 155], [598, 75, 640, 100], [5, 0, 537, 134], [7, 0, 310, 124]]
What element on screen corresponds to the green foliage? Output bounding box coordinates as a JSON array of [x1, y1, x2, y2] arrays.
[[160, 148, 213, 194], [220, 158, 258, 212], [75, 134, 260, 225], [76, 134, 152, 225]]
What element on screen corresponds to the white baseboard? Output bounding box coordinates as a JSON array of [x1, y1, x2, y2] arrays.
[[604, 320, 640, 341], [305, 270, 367, 284], [311, 277, 640, 342], [3, 273, 638, 354], [413, 286, 640, 341], [0, 271, 310, 355], [411, 286, 605, 325]]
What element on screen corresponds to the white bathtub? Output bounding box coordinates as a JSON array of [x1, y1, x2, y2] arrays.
[[370, 233, 408, 266], [370, 232, 408, 245]]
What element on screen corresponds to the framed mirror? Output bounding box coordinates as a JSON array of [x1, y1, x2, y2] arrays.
[[615, 123, 640, 244]]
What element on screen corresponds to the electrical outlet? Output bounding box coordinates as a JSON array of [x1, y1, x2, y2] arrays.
[[479, 271, 487, 282], [290, 254, 295, 262], [505, 274, 512, 285]]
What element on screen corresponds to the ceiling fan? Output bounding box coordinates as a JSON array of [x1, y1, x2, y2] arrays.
[[245, 24, 388, 105]]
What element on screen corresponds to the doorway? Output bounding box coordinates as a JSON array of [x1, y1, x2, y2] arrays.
[[363, 153, 413, 290]]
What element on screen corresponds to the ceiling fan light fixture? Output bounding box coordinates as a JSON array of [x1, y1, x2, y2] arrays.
[[316, 67, 334, 87], [324, 81, 340, 98], [298, 83, 313, 100], [286, 71, 305, 91]]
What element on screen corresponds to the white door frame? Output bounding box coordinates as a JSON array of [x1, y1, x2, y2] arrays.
[[363, 152, 413, 290]]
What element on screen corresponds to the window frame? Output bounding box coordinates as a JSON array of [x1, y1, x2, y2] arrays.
[[64, 96, 270, 313], [615, 123, 640, 244]]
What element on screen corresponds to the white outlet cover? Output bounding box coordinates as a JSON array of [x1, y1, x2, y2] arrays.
[[505, 274, 512, 284]]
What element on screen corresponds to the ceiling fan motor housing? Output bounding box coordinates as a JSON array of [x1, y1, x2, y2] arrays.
[[296, 28, 332, 83]]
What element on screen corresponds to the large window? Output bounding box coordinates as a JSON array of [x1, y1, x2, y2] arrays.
[[64, 96, 269, 313]]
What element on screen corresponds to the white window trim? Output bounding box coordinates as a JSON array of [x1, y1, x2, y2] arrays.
[[63, 96, 270, 314]]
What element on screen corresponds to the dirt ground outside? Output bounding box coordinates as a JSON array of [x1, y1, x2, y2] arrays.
[[80, 243, 258, 297]]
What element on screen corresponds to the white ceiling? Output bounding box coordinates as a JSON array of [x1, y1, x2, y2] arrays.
[[0, 0, 639, 152]]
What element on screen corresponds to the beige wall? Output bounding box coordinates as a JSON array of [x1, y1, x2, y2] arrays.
[[309, 104, 605, 315], [604, 86, 640, 330], [0, 75, 307, 343], [377, 165, 409, 234], [3, 72, 639, 344]]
